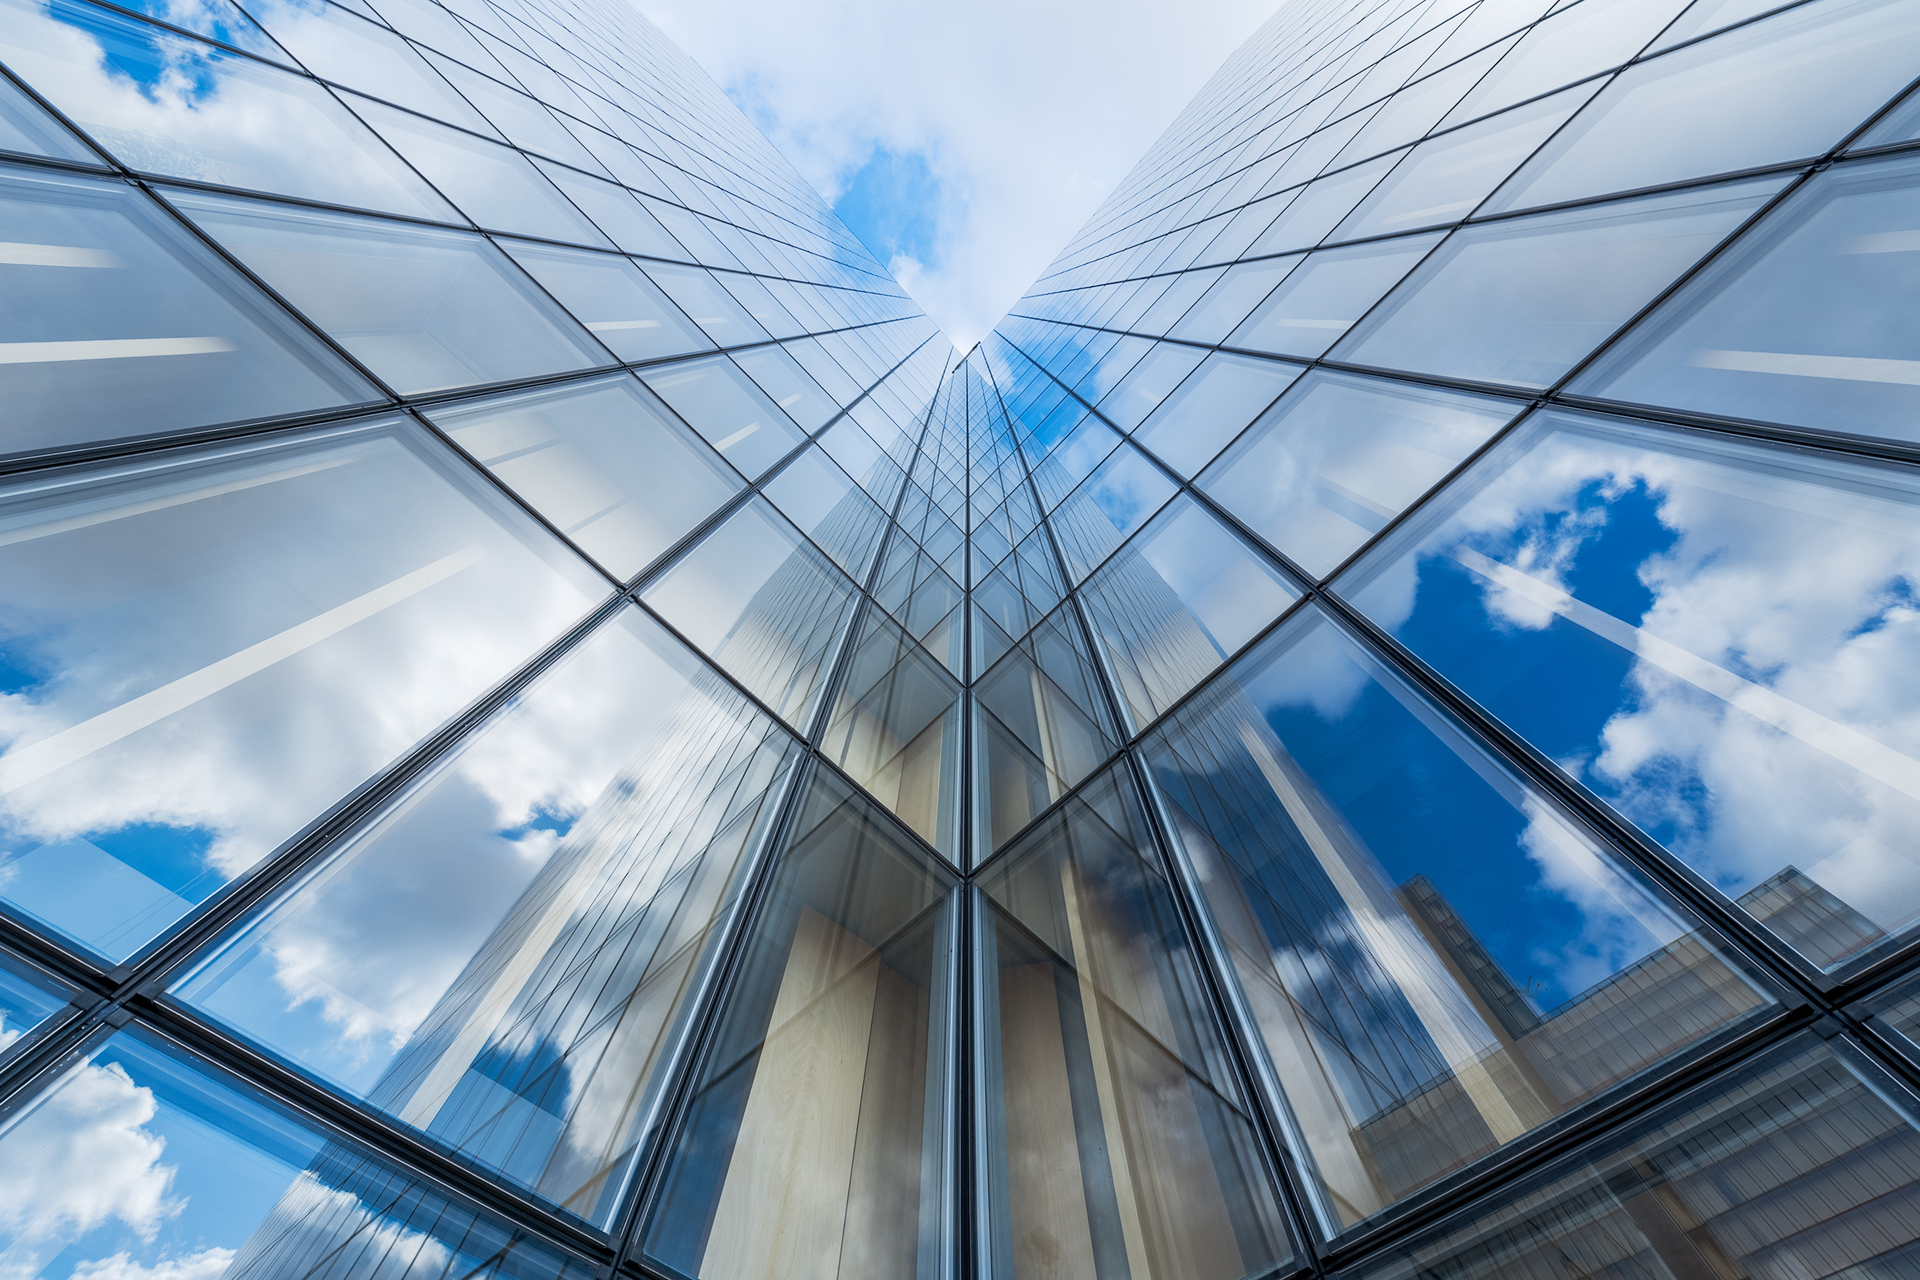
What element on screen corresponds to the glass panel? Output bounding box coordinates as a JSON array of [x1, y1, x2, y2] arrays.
[[642, 354, 808, 481], [640, 262, 773, 346], [1350, 1037, 1920, 1279], [1096, 342, 1209, 432], [173, 189, 605, 394], [1335, 178, 1781, 388], [733, 344, 840, 431], [243, 0, 494, 133], [427, 372, 740, 580], [1051, 443, 1180, 583], [717, 271, 804, 339], [1168, 256, 1305, 345], [1340, 408, 1920, 973], [1032, 415, 1124, 511], [0, 418, 604, 961], [349, 96, 613, 247], [1573, 151, 1920, 443], [0, 66, 97, 162], [1227, 235, 1443, 361], [1485, 0, 1920, 214], [976, 766, 1295, 1280], [1081, 495, 1301, 733], [1440, 0, 1688, 127], [1870, 973, 1920, 1061], [1332, 89, 1594, 242], [785, 335, 865, 406], [0, 946, 69, 1062], [642, 498, 856, 729], [762, 446, 888, 580], [500, 239, 712, 363], [975, 605, 1118, 855], [1135, 353, 1306, 478], [1145, 603, 1773, 1229], [0, 163, 373, 458], [0, 1025, 592, 1277], [172, 606, 794, 1227], [1857, 79, 1920, 148], [819, 610, 962, 857], [1244, 152, 1403, 258], [1202, 371, 1522, 578], [819, 420, 906, 506], [0, 0, 454, 217], [534, 159, 688, 258], [641, 770, 956, 1280]]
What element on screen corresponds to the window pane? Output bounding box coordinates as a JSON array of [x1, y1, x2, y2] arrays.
[[1135, 352, 1305, 477], [1202, 370, 1522, 577], [173, 189, 606, 394], [172, 606, 795, 1227], [0, 0, 454, 218], [1146, 604, 1773, 1228], [0, 67, 97, 162], [1334, 178, 1781, 388], [1332, 89, 1593, 242], [642, 354, 808, 480], [244, 0, 494, 133], [640, 262, 773, 346], [1485, 0, 1920, 214], [349, 96, 614, 247], [1168, 256, 1305, 344], [1051, 443, 1180, 582], [1340, 408, 1920, 972], [1096, 342, 1209, 432], [1082, 495, 1301, 733], [642, 498, 856, 728], [974, 605, 1117, 856], [1573, 151, 1920, 443], [733, 344, 841, 431], [1439, 0, 1689, 127], [1244, 152, 1403, 258], [1351, 1038, 1920, 1280], [1227, 235, 1441, 360], [0, 1025, 592, 1278], [426, 372, 740, 580], [500, 239, 712, 363], [1032, 415, 1123, 509], [0, 419, 604, 961], [820, 610, 962, 857], [977, 765, 1295, 1280], [762, 446, 888, 580], [0, 164, 373, 458], [641, 770, 957, 1280]]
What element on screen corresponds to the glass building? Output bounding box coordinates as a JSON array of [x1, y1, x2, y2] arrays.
[[3, 0, 1920, 1273]]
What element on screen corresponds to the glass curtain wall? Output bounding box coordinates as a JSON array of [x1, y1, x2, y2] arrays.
[[6, 0, 1920, 1275]]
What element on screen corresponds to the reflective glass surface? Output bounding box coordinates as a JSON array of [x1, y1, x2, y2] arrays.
[[1341, 409, 1920, 972], [173, 606, 793, 1226], [1351, 1037, 1920, 1280], [1146, 604, 1771, 1226], [1225, 236, 1442, 361], [1, 163, 374, 457], [427, 373, 741, 580], [0, 1025, 592, 1277], [499, 239, 714, 363], [1081, 496, 1302, 733], [1575, 151, 1920, 442], [1335, 178, 1781, 388], [1134, 352, 1304, 478], [642, 355, 808, 481], [641, 769, 956, 1280], [0, 946, 68, 1062], [1201, 371, 1523, 578], [0, 419, 604, 960], [642, 498, 856, 729], [0, 0, 455, 218], [977, 766, 1294, 1280], [174, 188, 606, 394]]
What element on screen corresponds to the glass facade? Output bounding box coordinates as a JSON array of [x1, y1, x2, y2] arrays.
[[4, 0, 1920, 1274]]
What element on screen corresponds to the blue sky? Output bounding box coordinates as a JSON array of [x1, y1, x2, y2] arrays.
[[636, 0, 1281, 348]]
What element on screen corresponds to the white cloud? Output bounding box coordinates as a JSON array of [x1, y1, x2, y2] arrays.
[[634, 0, 1282, 348], [71, 1247, 237, 1280], [0, 1061, 181, 1280]]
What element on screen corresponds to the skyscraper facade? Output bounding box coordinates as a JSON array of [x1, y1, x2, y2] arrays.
[[2, 0, 1920, 1273]]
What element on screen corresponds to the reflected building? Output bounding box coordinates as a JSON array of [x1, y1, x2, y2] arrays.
[[5, 0, 1920, 1276]]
